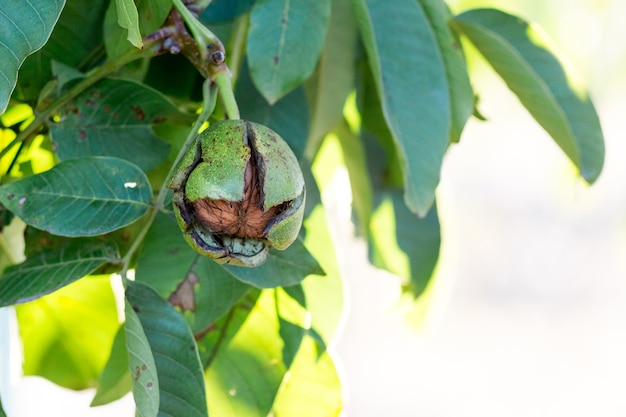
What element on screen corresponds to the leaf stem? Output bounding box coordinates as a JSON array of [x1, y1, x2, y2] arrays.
[[120, 79, 218, 277], [0, 46, 155, 162], [171, 0, 220, 60], [214, 71, 240, 120]]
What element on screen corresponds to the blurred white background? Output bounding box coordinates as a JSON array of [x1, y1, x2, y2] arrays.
[[334, 0, 626, 415], [2, 0, 626, 416]]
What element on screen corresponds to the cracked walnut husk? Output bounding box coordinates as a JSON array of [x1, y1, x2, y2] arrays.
[[168, 119, 305, 267]]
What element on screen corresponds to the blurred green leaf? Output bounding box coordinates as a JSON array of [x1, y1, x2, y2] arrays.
[[0, 0, 65, 113], [275, 288, 307, 368], [369, 192, 440, 296], [201, 0, 256, 22], [271, 336, 342, 417], [0, 157, 152, 237], [205, 290, 301, 417], [126, 280, 208, 417], [282, 284, 306, 308], [304, 178, 343, 345], [355, 59, 442, 297], [91, 325, 133, 406], [124, 297, 160, 417], [0, 216, 25, 275], [135, 212, 251, 336], [144, 54, 201, 101], [16, 276, 119, 389], [0, 240, 119, 306], [237, 61, 309, 160], [50, 78, 193, 172], [306, 0, 358, 158], [353, 0, 450, 216], [361, 131, 441, 296], [224, 238, 324, 289], [453, 8, 604, 182], [198, 290, 260, 368], [247, 0, 331, 103], [335, 122, 373, 236], [115, 0, 142, 48], [419, 0, 473, 143], [15, 0, 108, 104], [0, 393, 5, 417]]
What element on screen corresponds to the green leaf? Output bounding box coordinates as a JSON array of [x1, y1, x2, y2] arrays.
[[115, 0, 142, 48], [361, 131, 441, 296], [369, 192, 440, 296], [335, 122, 373, 236], [236, 61, 310, 160], [205, 290, 295, 417], [135, 212, 251, 336], [271, 336, 342, 417], [201, 0, 256, 22], [0, 0, 65, 113], [198, 290, 261, 368], [0, 240, 119, 306], [352, 0, 450, 216], [124, 298, 160, 417], [16, 275, 119, 389], [302, 184, 343, 344], [0, 157, 153, 237], [0, 393, 5, 417], [126, 280, 208, 417], [419, 0, 473, 143], [15, 0, 109, 103], [104, 0, 171, 59], [453, 8, 604, 182], [282, 284, 306, 308], [247, 0, 331, 103], [278, 319, 305, 369], [50, 78, 193, 172], [91, 325, 133, 406], [306, 0, 358, 158], [224, 238, 324, 289]]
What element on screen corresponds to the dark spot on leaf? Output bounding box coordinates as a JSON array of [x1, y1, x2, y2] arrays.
[[130, 106, 145, 121], [71, 107, 79, 114], [86, 100, 96, 106], [91, 91, 102, 98], [113, 113, 120, 119], [103, 105, 110, 112], [121, 232, 131, 241], [190, 345, 195, 351], [153, 117, 166, 124], [6, 194, 14, 200], [273, 55, 279, 65], [168, 272, 199, 312], [167, 247, 180, 255], [147, 382, 153, 389], [79, 130, 86, 140], [132, 304, 140, 312], [281, 17, 286, 24], [141, 364, 147, 371], [135, 365, 141, 380]]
